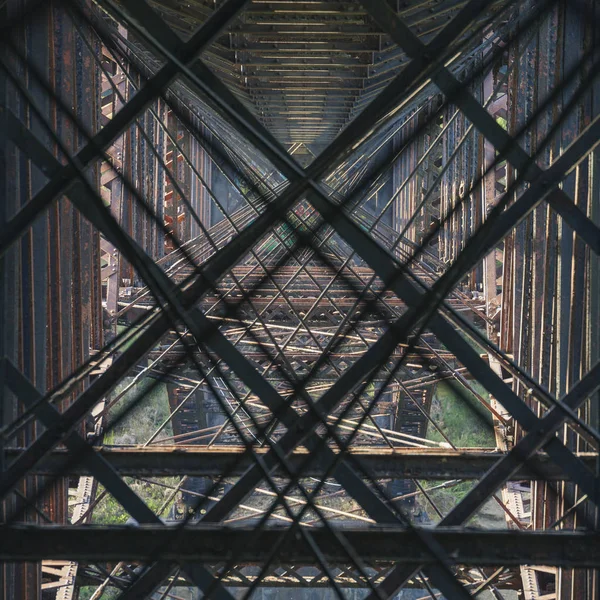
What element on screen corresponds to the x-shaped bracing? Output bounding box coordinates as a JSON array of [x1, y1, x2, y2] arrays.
[[116, 0, 600, 509], [2, 0, 600, 598]]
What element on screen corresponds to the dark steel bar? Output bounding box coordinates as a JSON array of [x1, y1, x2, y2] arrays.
[[3, 360, 158, 523], [2, 525, 599, 567], [4, 447, 597, 480], [2, 365, 234, 600]]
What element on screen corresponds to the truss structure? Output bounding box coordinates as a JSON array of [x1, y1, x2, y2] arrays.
[[1, 0, 599, 599]]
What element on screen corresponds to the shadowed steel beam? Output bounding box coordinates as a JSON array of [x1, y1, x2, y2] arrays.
[[2, 525, 599, 567], [5, 447, 598, 480]]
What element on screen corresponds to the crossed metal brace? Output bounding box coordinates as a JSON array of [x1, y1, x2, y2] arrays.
[[1, 0, 599, 598], [117, 0, 600, 509]]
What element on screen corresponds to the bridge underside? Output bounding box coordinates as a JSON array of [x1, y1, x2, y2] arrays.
[[1, 1, 599, 600]]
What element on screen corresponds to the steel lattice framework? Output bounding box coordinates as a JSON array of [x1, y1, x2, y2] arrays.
[[0, 0, 599, 599]]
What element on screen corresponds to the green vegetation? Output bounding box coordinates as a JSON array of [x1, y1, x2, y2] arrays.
[[104, 376, 172, 445], [89, 376, 178, 525], [92, 476, 179, 524], [418, 380, 497, 521], [78, 587, 120, 600], [427, 381, 495, 448], [496, 115, 508, 130], [417, 479, 474, 518]]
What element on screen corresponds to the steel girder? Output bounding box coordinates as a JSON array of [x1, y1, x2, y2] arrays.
[[2, 525, 600, 567], [3, 446, 598, 480]]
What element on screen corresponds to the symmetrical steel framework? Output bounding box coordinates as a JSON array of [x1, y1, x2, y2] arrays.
[[1, 0, 599, 599]]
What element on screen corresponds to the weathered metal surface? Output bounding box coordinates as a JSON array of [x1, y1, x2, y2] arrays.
[[0, 2, 101, 599], [1, 0, 599, 599]]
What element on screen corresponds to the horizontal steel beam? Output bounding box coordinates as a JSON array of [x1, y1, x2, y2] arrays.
[[4, 447, 597, 480], [3, 525, 599, 567], [76, 568, 521, 590]]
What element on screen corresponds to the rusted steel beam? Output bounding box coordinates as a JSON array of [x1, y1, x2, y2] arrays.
[[4, 447, 598, 480], [3, 525, 600, 567], [1, 3, 104, 599]]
